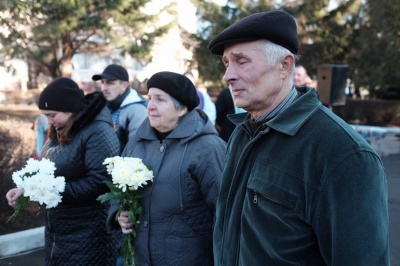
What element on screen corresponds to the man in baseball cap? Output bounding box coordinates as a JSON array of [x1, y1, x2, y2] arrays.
[[92, 64, 129, 82], [92, 64, 147, 152]]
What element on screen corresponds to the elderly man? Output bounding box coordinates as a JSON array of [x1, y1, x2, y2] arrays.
[[208, 10, 389, 265]]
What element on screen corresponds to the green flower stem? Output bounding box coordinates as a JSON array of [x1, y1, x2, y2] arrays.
[[7, 195, 30, 223], [122, 233, 135, 266], [120, 194, 142, 266], [98, 179, 150, 266]]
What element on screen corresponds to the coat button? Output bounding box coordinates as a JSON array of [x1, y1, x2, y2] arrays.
[[143, 220, 149, 227], [160, 146, 165, 152]]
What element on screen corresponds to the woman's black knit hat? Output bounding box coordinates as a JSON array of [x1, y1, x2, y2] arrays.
[[38, 77, 85, 112]]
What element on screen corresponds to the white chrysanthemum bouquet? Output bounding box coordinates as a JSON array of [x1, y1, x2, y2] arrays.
[[8, 158, 66, 222], [98, 156, 154, 266]]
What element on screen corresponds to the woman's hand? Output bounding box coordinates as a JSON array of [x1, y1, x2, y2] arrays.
[[117, 210, 134, 234], [6, 188, 24, 207]]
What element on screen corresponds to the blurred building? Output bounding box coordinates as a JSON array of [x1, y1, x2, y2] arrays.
[[72, 0, 198, 84], [1, 0, 199, 96]]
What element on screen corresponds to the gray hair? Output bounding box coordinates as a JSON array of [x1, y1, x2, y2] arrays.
[[170, 95, 186, 110], [257, 40, 300, 82]]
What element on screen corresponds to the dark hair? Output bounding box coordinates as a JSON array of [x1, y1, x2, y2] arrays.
[[48, 113, 79, 144]]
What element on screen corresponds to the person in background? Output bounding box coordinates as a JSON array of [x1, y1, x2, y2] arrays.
[[93, 65, 148, 264], [77, 80, 97, 95], [72, 72, 98, 95], [215, 85, 245, 142], [136, 78, 149, 97], [294, 64, 317, 87], [208, 10, 389, 265], [6, 77, 119, 265], [184, 70, 217, 125], [92, 64, 147, 152], [107, 71, 226, 266], [31, 113, 48, 159]]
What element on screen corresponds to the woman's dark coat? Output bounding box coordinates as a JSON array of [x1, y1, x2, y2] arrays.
[[41, 92, 120, 265], [108, 109, 227, 266]]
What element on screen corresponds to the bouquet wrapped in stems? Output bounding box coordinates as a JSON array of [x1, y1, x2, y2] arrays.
[[8, 158, 65, 222], [98, 156, 153, 266]]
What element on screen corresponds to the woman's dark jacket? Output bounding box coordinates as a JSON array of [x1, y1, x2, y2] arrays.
[[41, 92, 120, 266], [107, 109, 227, 266]]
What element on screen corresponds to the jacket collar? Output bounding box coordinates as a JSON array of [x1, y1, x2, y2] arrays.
[[71, 92, 108, 133], [229, 87, 322, 136], [137, 109, 204, 142], [121, 88, 147, 107]]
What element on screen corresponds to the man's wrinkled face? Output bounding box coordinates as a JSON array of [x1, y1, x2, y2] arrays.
[[222, 40, 285, 118]]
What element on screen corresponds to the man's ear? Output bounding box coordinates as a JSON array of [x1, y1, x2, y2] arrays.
[[280, 54, 295, 79], [122, 81, 130, 88]]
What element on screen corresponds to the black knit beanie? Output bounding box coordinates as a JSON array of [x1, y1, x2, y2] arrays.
[[147, 71, 200, 111], [38, 77, 85, 112]]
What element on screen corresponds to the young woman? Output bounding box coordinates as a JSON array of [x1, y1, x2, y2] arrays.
[[6, 77, 120, 265]]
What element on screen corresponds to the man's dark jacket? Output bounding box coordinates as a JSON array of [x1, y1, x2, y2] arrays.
[[214, 87, 389, 265]]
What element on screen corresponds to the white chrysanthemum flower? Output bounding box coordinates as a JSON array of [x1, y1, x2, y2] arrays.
[[38, 158, 57, 175], [33, 187, 50, 205], [24, 158, 41, 174], [103, 156, 119, 174], [52, 176, 66, 192], [32, 173, 48, 190], [23, 178, 39, 199], [104, 156, 154, 192], [97, 156, 154, 264], [12, 170, 25, 188], [11, 158, 65, 211], [45, 193, 62, 209]]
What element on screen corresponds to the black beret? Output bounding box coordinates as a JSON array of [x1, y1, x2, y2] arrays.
[[92, 64, 129, 81], [147, 71, 200, 111], [208, 10, 298, 55], [38, 77, 85, 112]]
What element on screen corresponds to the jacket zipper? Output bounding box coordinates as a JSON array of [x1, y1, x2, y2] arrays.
[[253, 190, 258, 204], [253, 190, 284, 205], [220, 127, 265, 265]]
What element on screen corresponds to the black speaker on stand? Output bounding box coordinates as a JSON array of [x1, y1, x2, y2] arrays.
[[317, 64, 349, 107]]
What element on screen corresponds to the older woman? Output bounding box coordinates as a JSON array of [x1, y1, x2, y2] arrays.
[[107, 71, 227, 266]]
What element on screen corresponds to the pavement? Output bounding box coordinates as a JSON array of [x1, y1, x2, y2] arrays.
[[0, 126, 399, 266]]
